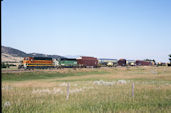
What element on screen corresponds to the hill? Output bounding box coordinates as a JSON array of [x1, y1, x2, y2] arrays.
[[1, 46, 64, 63]]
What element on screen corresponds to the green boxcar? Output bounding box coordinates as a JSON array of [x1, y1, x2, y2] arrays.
[[59, 58, 77, 68]]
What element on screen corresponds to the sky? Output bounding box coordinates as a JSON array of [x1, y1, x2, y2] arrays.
[[1, 0, 171, 62]]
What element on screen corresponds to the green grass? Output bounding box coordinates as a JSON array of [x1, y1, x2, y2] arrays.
[[2, 83, 171, 113], [2, 67, 171, 113], [2, 71, 108, 81]]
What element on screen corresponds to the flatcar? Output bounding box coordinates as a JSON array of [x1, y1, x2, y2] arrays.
[[98, 58, 117, 67], [126, 60, 136, 66]]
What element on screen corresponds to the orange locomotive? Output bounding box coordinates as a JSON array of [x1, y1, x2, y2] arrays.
[[22, 57, 55, 69]]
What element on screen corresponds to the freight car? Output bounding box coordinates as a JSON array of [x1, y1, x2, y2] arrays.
[[59, 58, 77, 68], [21, 57, 58, 69], [98, 58, 117, 67], [135, 60, 152, 66], [118, 59, 126, 66], [126, 60, 136, 66], [77, 56, 98, 68]]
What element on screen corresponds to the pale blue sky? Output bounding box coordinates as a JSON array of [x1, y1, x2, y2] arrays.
[[2, 0, 171, 62]]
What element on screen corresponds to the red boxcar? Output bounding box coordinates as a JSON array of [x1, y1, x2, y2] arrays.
[[77, 56, 98, 68], [135, 60, 152, 66]]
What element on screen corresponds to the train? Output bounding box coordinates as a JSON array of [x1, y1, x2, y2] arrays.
[[18, 56, 156, 69], [19, 56, 98, 69], [19, 57, 58, 69]]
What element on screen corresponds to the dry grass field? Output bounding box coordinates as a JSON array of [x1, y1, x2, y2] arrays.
[[2, 66, 171, 113]]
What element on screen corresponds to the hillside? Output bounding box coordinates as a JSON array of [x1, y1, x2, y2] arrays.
[[1, 46, 64, 63], [2, 46, 27, 57]]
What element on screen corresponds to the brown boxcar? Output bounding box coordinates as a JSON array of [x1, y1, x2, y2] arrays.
[[77, 56, 98, 68], [135, 60, 152, 66], [118, 59, 126, 66]]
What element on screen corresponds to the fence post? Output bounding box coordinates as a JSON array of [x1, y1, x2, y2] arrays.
[[132, 82, 134, 97], [66, 82, 70, 100]]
